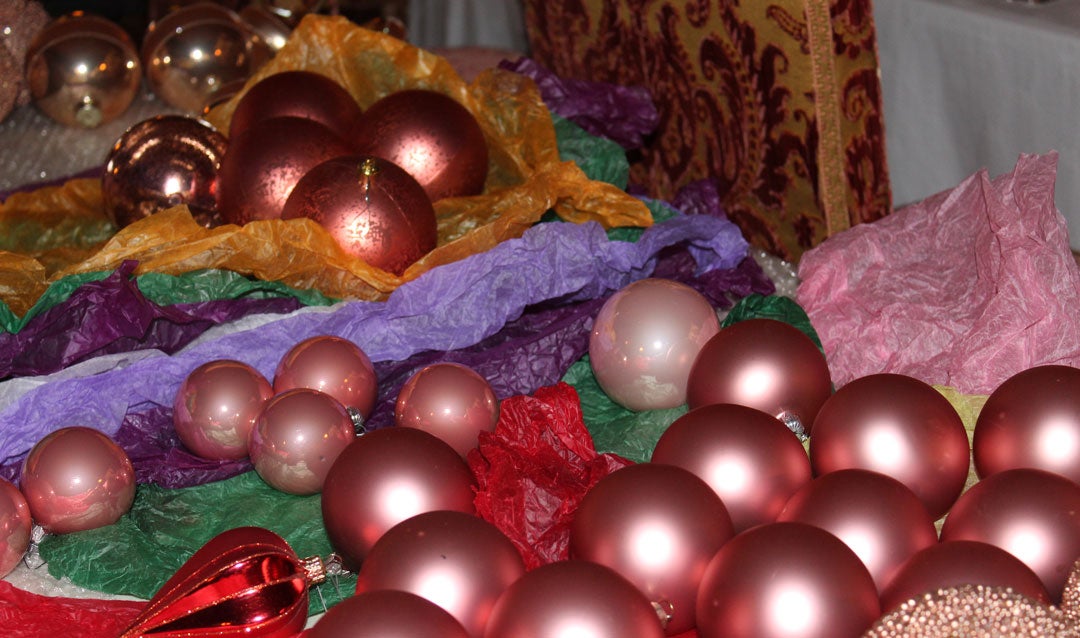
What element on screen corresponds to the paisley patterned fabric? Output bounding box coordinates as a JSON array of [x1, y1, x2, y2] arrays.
[[524, 0, 891, 261]]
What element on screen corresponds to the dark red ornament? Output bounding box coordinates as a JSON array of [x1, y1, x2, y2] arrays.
[[353, 89, 488, 201], [228, 70, 364, 142], [216, 116, 355, 225], [281, 155, 437, 275]]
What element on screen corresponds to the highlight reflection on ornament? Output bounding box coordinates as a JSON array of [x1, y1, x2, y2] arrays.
[[172, 358, 273, 460], [0, 479, 31, 578], [394, 362, 499, 458]]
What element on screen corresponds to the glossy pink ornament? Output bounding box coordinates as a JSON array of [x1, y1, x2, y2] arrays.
[[228, 70, 363, 141], [356, 510, 526, 637], [484, 560, 666, 638], [696, 522, 880, 638], [776, 469, 938, 594], [237, 4, 293, 56], [570, 463, 734, 635], [686, 318, 831, 436], [321, 426, 476, 570], [940, 468, 1080, 602], [0, 479, 31, 578], [809, 373, 970, 520], [879, 540, 1051, 614], [280, 155, 438, 275], [273, 335, 377, 422], [974, 365, 1080, 483], [353, 89, 488, 201], [651, 403, 811, 533], [589, 278, 721, 411], [248, 388, 355, 495], [309, 590, 470, 638], [395, 362, 499, 458], [173, 358, 273, 460], [20, 426, 135, 534]]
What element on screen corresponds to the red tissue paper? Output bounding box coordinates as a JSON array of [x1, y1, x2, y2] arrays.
[[0, 580, 145, 637]]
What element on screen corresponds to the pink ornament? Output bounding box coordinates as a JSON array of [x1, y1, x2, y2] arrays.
[[395, 362, 499, 458], [321, 427, 476, 570], [809, 373, 970, 520], [570, 463, 734, 635], [651, 403, 811, 533], [20, 427, 135, 534], [940, 468, 1080, 603], [696, 522, 880, 638], [273, 335, 378, 422], [589, 278, 721, 411], [355, 510, 526, 638], [776, 469, 938, 594], [686, 318, 831, 436], [308, 590, 470, 638], [0, 478, 31, 578], [974, 365, 1080, 483], [173, 359, 273, 460], [484, 560, 667, 638], [228, 70, 363, 142], [248, 388, 355, 495]]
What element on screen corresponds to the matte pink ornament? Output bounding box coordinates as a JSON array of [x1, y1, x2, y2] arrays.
[[809, 373, 970, 520], [0, 478, 31, 578], [321, 427, 476, 570], [273, 335, 377, 422], [355, 510, 526, 638], [395, 362, 499, 458], [570, 463, 734, 635], [686, 318, 831, 436], [589, 278, 721, 411], [20, 426, 135, 534], [248, 388, 355, 495], [651, 403, 811, 533], [696, 522, 880, 638], [484, 560, 667, 638], [173, 359, 273, 460], [308, 590, 470, 638]]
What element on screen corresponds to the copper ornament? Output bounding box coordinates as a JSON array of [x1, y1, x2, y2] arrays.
[[228, 70, 364, 142]]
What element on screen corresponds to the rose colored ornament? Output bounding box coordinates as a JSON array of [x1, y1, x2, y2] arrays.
[[19, 426, 135, 534], [353, 89, 489, 201], [173, 358, 274, 460], [696, 522, 880, 638], [974, 364, 1080, 483], [588, 278, 721, 412], [776, 468, 938, 594], [569, 463, 734, 635], [309, 590, 470, 638], [651, 403, 811, 533], [280, 155, 438, 275], [356, 510, 526, 638], [273, 335, 378, 424], [395, 362, 499, 458], [321, 426, 476, 570], [25, 12, 141, 128], [940, 467, 1080, 602], [0, 478, 31, 578], [484, 560, 666, 638], [686, 318, 831, 436], [102, 115, 229, 229], [216, 116, 355, 225], [248, 388, 355, 495], [228, 70, 364, 141], [808, 373, 970, 520], [879, 540, 1051, 614]]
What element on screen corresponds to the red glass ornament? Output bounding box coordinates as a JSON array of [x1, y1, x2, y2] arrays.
[[172, 359, 273, 461], [281, 154, 437, 275], [809, 373, 970, 520], [0, 478, 31, 578], [570, 463, 734, 635], [308, 590, 470, 638], [273, 335, 378, 421], [103, 115, 229, 229], [119, 526, 319, 637], [686, 318, 832, 436], [588, 278, 721, 411], [353, 89, 488, 201], [228, 70, 363, 141], [974, 364, 1080, 483], [20, 426, 135, 534], [216, 116, 355, 225], [395, 362, 499, 458], [652, 403, 811, 533]]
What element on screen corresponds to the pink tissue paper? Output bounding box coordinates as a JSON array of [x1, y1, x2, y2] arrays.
[[796, 152, 1080, 396]]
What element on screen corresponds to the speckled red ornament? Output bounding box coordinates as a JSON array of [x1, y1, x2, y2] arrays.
[[273, 335, 378, 421], [172, 358, 273, 460], [281, 155, 437, 275], [216, 116, 355, 225], [228, 70, 364, 141], [353, 89, 488, 201]]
